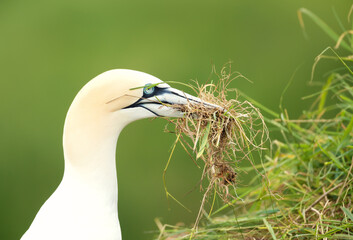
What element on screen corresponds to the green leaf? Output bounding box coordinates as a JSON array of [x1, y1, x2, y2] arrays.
[[341, 207, 353, 222], [263, 218, 277, 240], [318, 74, 334, 113], [197, 123, 211, 159], [341, 115, 353, 143], [318, 143, 345, 172]]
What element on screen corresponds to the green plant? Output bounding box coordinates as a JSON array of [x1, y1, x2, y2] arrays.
[[156, 7, 353, 240]]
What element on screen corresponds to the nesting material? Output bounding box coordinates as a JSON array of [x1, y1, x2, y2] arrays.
[[167, 65, 269, 225]]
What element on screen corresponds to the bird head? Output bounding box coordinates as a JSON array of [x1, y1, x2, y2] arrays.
[[64, 68, 222, 142], [68, 69, 218, 126]]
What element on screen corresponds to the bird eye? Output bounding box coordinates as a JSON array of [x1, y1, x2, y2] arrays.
[[143, 84, 155, 96]]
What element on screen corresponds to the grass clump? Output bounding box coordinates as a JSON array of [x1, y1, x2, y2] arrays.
[[166, 64, 269, 227], [156, 7, 353, 240], [158, 62, 353, 240]]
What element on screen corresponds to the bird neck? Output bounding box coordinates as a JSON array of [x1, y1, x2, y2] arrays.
[[61, 103, 124, 205]]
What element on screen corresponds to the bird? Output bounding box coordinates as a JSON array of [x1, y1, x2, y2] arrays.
[[21, 69, 216, 240]]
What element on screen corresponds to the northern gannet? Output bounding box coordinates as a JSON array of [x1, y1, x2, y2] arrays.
[[21, 69, 213, 240]]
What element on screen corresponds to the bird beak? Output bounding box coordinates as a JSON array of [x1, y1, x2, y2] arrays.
[[124, 86, 221, 118], [160, 87, 220, 109]]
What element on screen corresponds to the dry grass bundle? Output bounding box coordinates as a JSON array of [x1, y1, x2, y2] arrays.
[[165, 64, 269, 227]]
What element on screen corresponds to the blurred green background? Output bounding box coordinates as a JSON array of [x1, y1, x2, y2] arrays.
[[0, 0, 351, 239]]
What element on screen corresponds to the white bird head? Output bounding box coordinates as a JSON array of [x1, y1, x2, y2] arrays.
[[67, 69, 216, 128]]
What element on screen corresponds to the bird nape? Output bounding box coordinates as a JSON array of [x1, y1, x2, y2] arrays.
[[20, 69, 219, 240]]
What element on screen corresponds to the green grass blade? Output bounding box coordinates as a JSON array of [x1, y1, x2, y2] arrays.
[[330, 234, 353, 239], [318, 143, 345, 171], [129, 82, 164, 90], [318, 74, 334, 113], [167, 192, 192, 213], [197, 123, 211, 159], [313, 47, 353, 81], [341, 116, 353, 142], [298, 8, 352, 52], [238, 90, 279, 118], [341, 207, 353, 222], [263, 218, 277, 240]]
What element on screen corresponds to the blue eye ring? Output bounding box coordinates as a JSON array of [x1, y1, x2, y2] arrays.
[[143, 84, 155, 95]]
